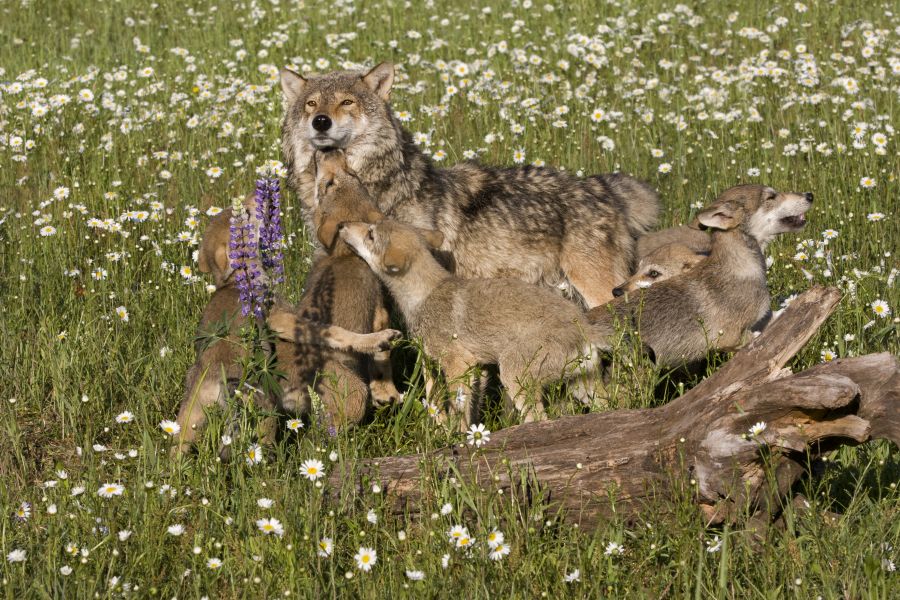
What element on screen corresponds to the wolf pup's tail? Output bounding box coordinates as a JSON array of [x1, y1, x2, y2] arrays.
[[603, 173, 660, 238]]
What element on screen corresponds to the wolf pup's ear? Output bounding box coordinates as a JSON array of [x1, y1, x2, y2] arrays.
[[696, 201, 740, 231], [383, 243, 410, 276], [362, 62, 394, 101], [280, 68, 307, 104]]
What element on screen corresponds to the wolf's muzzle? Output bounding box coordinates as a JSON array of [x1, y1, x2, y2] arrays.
[[312, 114, 332, 132]]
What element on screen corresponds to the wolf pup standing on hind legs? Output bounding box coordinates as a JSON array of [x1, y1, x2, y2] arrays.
[[280, 62, 660, 307]]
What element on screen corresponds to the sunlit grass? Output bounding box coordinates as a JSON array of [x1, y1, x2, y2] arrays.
[[0, 0, 898, 597]]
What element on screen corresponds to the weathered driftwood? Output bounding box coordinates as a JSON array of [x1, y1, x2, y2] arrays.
[[329, 287, 899, 528]]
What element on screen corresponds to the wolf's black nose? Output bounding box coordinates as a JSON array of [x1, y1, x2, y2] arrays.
[[804, 192, 814, 203], [312, 114, 332, 132], [612, 287, 624, 297]]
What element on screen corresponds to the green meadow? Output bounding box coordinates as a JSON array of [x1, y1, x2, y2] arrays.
[[0, 0, 897, 597]]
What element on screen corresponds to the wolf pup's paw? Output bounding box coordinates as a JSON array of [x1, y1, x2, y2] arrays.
[[370, 379, 401, 407], [373, 328, 402, 352]]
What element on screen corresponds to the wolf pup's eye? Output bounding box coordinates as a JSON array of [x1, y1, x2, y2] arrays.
[[366, 228, 375, 242], [306, 100, 317, 107], [648, 270, 661, 278], [341, 99, 354, 106]]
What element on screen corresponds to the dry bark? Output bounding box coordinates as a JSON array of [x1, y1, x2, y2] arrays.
[[329, 287, 899, 528]]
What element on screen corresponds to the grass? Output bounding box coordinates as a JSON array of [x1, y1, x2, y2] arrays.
[[1, 0, 898, 597]]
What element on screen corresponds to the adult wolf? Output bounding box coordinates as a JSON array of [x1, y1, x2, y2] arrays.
[[280, 62, 659, 307]]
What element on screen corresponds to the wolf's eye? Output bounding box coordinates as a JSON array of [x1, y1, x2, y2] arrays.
[[341, 99, 354, 106], [648, 270, 661, 278], [366, 228, 375, 242], [306, 100, 317, 107]]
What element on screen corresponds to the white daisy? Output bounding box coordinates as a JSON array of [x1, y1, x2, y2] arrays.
[[748, 421, 767, 437], [489, 543, 510, 561], [97, 483, 125, 498], [317, 537, 334, 557], [300, 458, 325, 481], [6, 549, 25, 563], [256, 517, 284, 536], [466, 423, 491, 448], [354, 547, 377, 572], [871, 299, 891, 318], [159, 420, 181, 436]]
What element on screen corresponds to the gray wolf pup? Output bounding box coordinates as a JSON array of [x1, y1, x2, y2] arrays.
[[337, 218, 615, 428], [280, 62, 659, 307], [636, 185, 814, 260], [589, 185, 813, 367], [174, 200, 399, 456]]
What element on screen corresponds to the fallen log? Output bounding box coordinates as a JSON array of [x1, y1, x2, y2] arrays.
[[329, 287, 899, 528]]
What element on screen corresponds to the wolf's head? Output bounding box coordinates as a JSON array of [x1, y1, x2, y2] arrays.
[[280, 63, 396, 196], [691, 184, 813, 247], [338, 219, 443, 279], [313, 150, 384, 251], [613, 243, 707, 296]]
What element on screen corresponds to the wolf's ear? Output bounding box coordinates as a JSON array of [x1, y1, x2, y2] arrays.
[[317, 217, 340, 250], [362, 62, 394, 101], [696, 201, 740, 231], [383, 242, 410, 276], [280, 68, 307, 104]]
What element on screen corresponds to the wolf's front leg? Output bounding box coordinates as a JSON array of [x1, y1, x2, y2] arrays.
[[439, 347, 480, 432], [268, 308, 401, 354], [368, 305, 401, 406]]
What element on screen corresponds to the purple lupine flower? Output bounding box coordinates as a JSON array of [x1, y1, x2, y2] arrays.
[[229, 204, 269, 318], [254, 177, 284, 284]]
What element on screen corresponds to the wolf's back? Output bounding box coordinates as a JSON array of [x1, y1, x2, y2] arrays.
[[601, 173, 660, 238]]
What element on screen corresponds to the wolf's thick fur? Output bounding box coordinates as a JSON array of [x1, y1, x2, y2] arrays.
[[174, 201, 400, 455], [280, 63, 659, 307], [338, 218, 614, 428], [589, 185, 813, 367]]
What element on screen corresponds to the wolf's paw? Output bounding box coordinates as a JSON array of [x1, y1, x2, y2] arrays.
[[371, 328, 402, 352], [370, 379, 401, 407]]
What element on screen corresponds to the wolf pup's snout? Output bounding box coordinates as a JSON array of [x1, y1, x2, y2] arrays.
[[612, 287, 624, 297], [804, 192, 814, 203], [312, 114, 332, 132]]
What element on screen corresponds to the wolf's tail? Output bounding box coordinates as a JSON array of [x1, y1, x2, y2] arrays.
[[603, 173, 660, 238]]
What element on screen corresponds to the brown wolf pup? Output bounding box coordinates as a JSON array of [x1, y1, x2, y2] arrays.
[[174, 202, 400, 456], [280, 62, 659, 307], [589, 185, 813, 367], [276, 150, 402, 429], [337, 218, 614, 429], [612, 244, 708, 296]]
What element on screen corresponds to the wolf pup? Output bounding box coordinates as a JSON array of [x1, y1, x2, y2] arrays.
[[589, 185, 813, 367], [636, 184, 814, 260], [274, 150, 402, 429], [612, 243, 708, 296], [280, 62, 659, 307], [174, 201, 400, 456], [338, 218, 614, 428]]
